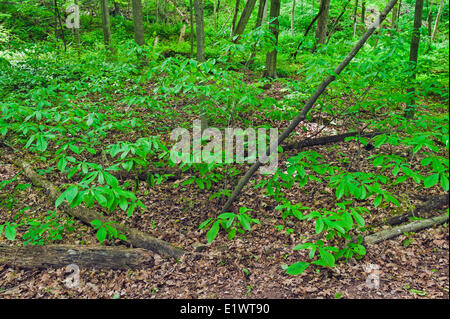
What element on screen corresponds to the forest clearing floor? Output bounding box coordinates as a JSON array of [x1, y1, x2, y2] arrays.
[[0, 76, 448, 299]]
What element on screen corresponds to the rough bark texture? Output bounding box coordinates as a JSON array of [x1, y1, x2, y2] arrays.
[[365, 214, 449, 245], [221, 0, 399, 213], [231, 0, 241, 35], [233, 0, 258, 38], [314, 0, 331, 47], [0, 244, 154, 269], [264, 0, 281, 78], [285, 131, 382, 151], [405, 0, 424, 119], [431, 0, 444, 42], [2, 154, 184, 259], [132, 0, 145, 46], [385, 194, 449, 226], [194, 0, 205, 62], [100, 0, 112, 50]]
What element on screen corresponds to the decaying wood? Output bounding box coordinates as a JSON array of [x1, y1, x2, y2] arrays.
[[385, 194, 449, 226], [364, 213, 449, 245], [0, 244, 154, 269], [285, 130, 382, 151], [3, 154, 185, 259]]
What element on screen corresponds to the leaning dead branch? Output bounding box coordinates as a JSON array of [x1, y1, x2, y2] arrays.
[[364, 213, 449, 245]]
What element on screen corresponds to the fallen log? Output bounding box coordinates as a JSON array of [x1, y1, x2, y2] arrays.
[[284, 130, 382, 151], [364, 213, 449, 245], [0, 244, 154, 269], [3, 154, 185, 259], [385, 194, 449, 226]]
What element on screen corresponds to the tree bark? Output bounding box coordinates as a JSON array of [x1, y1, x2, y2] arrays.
[[190, 0, 194, 57], [233, 0, 258, 38], [431, 0, 444, 42], [194, 0, 205, 62], [0, 244, 154, 270], [291, 0, 296, 37], [365, 213, 448, 245], [405, 0, 424, 119], [385, 194, 449, 226], [264, 0, 281, 78], [221, 0, 400, 213], [100, 0, 112, 51], [132, 0, 145, 46], [255, 0, 267, 28], [353, 0, 359, 37], [314, 0, 331, 49], [231, 0, 241, 35], [326, 0, 352, 44]]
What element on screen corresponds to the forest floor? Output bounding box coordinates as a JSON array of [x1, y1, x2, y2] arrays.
[[0, 76, 448, 299]]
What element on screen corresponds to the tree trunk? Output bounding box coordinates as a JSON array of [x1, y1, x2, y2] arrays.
[[392, 2, 398, 29], [100, 0, 112, 51], [353, 0, 359, 37], [132, 0, 145, 46], [431, 0, 444, 42], [194, 0, 205, 62], [264, 0, 281, 78], [291, 0, 296, 37], [231, 0, 241, 35], [255, 0, 267, 28], [314, 0, 331, 49], [361, 0, 366, 24], [327, 0, 352, 44], [0, 244, 154, 270], [190, 0, 194, 57], [405, 0, 424, 119], [233, 0, 258, 38], [221, 0, 400, 213]]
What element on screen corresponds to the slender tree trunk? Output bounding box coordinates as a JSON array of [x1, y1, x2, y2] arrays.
[[264, 0, 281, 78], [392, 2, 399, 29], [291, 0, 296, 37], [194, 0, 205, 62], [431, 0, 444, 42], [233, 0, 258, 38], [255, 0, 267, 27], [405, 0, 424, 119], [221, 0, 400, 214], [353, 0, 359, 37], [74, 0, 81, 53], [132, 0, 145, 46], [361, 0, 366, 24], [190, 0, 194, 57], [54, 0, 67, 51], [327, 0, 352, 44], [291, 2, 324, 59], [314, 0, 331, 49], [100, 0, 112, 51], [231, 0, 241, 35]]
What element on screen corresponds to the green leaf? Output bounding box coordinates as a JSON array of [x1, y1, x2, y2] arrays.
[[5, 224, 17, 241], [424, 173, 439, 188], [286, 262, 310, 275], [315, 218, 324, 234], [440, 174, 449, 191], [96, 227, 107, 243], [206, 221, 220, 243], [317, 248, 335, 267], [351, 210, 365, 227]]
